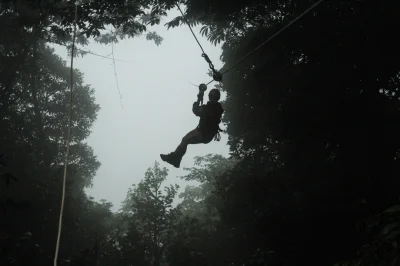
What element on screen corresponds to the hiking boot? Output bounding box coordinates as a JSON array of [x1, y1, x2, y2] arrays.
[[160, 153, 181, 168]]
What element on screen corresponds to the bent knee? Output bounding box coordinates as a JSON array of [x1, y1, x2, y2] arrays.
[[182, 130, 204, 144], [181, 136, 190, 143], [182, 134, 193, 143]]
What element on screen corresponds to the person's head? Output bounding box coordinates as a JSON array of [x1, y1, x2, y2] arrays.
[[208, 88, 221, 102]]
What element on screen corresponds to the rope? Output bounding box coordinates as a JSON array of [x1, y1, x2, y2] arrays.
[[176, 4, 206, 55], [176, 4, 222, 82], [53, 2, 78, 266], [111, 39, 124, 109], [204, 0, 327, 85]]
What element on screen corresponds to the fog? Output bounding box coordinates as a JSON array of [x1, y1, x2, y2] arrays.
[[52, 9, 229, 211]]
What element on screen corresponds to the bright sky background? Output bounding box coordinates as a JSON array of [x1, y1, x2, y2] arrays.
[[53, 9, 230, 211]]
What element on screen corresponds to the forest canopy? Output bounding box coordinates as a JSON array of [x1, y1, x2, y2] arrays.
[[2, 0, 400, 265]]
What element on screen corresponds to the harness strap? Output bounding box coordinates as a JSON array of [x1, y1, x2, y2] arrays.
[[214, 126, 223, 141]]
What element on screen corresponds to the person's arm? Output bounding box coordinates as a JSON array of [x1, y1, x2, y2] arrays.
[[192, 101, 204, 116]]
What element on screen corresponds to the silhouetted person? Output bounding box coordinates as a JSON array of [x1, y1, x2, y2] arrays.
[[160, 88, 224, 168]]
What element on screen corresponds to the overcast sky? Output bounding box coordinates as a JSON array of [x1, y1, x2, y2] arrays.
[[53, 9, 230, 211]]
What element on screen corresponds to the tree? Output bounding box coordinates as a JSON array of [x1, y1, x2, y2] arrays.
[[178, 154, 237, 217], [0, 0, 166, 45], [335, 204, 400, 266], [0, 0, 171, 264], [166, 0, 400, 265], [3, 0, 400, 265], [0, 41, 101, 264], [165, 154, 237, 266], [122, 161, 179, 266]]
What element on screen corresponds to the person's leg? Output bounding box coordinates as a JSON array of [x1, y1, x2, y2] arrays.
[[174, 128, 204, 158], [160, 128, 204, 168]]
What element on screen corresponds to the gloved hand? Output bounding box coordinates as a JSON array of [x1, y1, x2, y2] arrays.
[[197, 90, 204, 105]]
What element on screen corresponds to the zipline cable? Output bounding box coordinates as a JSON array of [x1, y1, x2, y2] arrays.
[[176, 3, 223, 83], [53, 2, 78, 266], [176, 4, 206, 55], [203, 0, 327, 86]]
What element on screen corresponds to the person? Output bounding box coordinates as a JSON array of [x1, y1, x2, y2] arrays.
[[160, 88, 224, 168]]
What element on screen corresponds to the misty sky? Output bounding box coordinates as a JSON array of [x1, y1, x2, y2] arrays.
[[52, 9, 230, 211]]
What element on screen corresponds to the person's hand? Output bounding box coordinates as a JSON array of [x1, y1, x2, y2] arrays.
[[197, 91, 204, 104]]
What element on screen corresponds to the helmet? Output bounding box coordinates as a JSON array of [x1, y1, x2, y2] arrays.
[[209, 88, 221, 101]]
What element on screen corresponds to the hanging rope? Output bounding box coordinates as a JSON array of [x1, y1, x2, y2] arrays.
[[176, 4, 223, 82], [0, 23, 135, 63], [53, 2, 78, 266], [111, 39, 124, 109], [204, 0, 327, 85]]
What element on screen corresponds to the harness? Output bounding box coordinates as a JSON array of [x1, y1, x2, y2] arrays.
[[196, 84, 224, 141], [214, 127, 223, 141]]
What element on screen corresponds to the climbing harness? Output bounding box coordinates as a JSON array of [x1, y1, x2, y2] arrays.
[[214, 129, 222, 141], [177, 0, 326, 142], [53, 2, 78, 266], [194, 83, 223, 141]]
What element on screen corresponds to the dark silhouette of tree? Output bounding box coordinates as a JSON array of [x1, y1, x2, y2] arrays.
[[0, 0, 166, 264], [189, 1, 400, 265], [160, 0, 400, 265], [2, 0, 400, 265], [121, 162, 179, 266]]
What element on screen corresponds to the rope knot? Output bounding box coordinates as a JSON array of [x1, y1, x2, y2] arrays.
[[212, 71, 223, 82], [202, 53, 222, 82]]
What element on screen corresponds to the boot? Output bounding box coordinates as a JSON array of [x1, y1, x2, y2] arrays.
[[160, 152, 182, 168]]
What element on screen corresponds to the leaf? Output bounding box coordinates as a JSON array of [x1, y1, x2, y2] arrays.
[[165, 16, 183, 29], [383, 205, 400, 214], [146, 31, 164, 46], [200, 25, 209, 37]]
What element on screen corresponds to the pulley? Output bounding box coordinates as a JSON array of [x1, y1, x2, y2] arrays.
[[199, 83, 207, 92]]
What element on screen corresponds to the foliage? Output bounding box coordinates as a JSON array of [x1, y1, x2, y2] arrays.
[[335, 204, 400, 266], [2, 0, 400, 266], [163, 0, 400, 265], [207, 0, 400, 265], [178, 154, 238, 217], [121, 161, 179, 266], [0, 6, 102, 263]]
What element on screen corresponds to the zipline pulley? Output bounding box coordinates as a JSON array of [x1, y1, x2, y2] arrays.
[[202, 53, 223, 82], [197, 83, 207, 105]]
